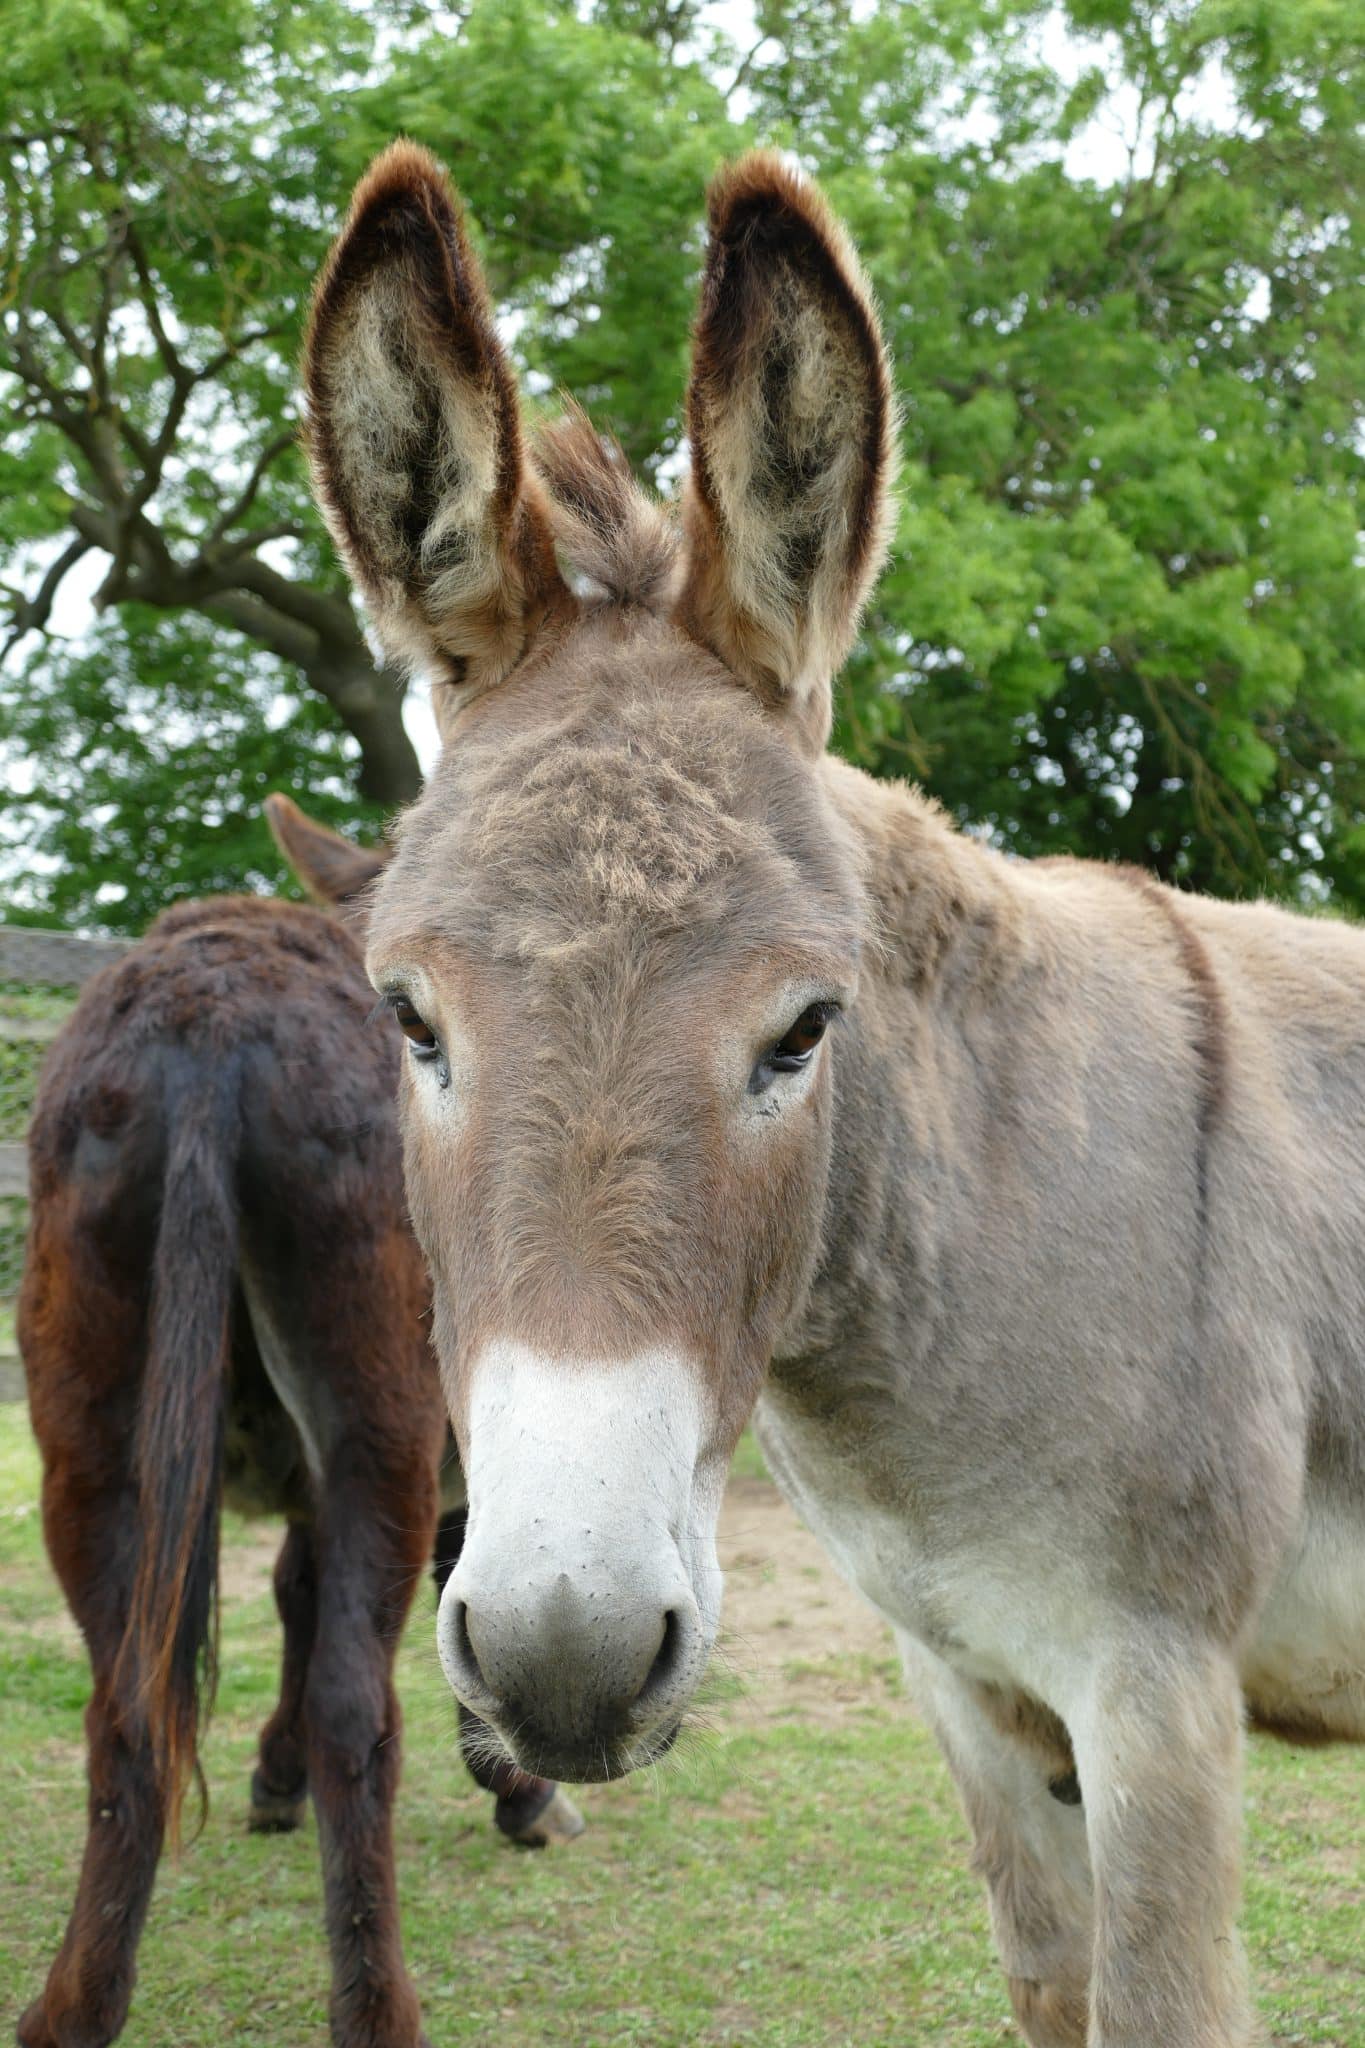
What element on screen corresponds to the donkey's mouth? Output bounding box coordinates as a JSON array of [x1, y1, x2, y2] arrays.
[[490, 1713, 685, 1786]]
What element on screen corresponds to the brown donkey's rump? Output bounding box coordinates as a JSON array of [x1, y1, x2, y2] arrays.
[[16, 885, 574, 2048]]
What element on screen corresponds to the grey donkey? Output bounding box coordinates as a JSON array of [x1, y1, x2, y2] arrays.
[[297, 137, 1364, 2046]]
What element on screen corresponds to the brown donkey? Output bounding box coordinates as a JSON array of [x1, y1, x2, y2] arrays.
[[16, 821, 577, 2048], [303, 142, 1365, 2046]]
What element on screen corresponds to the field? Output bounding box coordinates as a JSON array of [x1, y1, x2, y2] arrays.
[[2, 1406, 1361, 2047]]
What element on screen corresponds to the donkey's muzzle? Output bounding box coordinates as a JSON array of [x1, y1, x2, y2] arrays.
[[439, 1337, 722, 1779], [438, 1564, 703, 1781]]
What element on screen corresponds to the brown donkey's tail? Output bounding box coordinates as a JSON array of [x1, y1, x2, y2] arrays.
[[117, 1060, 242, 1845]]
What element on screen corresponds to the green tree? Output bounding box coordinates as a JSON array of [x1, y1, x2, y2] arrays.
[[1, 606, 379, 931], [1, 0, 749, 923], [762, 0, 1365, 901], [1, 0, 426, 806]]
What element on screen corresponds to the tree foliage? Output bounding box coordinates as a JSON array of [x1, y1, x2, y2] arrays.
[[2, 0, 1363, 927]]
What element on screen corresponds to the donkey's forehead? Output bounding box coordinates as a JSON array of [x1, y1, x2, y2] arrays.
[[376, 639, 865, 966]]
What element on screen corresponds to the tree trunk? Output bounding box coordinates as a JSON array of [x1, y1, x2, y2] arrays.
[[308, 652, 424, 805], [197, 585, 424, 806]]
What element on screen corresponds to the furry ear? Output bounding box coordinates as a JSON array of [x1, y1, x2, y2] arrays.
[[264, 793, 388, 913], [676, 152, 896, 752], [304, 142, 571, 734]]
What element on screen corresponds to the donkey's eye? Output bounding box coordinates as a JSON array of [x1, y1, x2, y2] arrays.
[[751, 1002, 838, 1091], [391, 996, 439, 1058]]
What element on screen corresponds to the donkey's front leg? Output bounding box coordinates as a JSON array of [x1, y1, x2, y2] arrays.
[[1073, 1637, 1254, 2048], [900, 1635, 1092, 2048]]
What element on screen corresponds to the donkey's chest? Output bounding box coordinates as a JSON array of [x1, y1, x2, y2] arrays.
[[752, 1386, 1094, 1703]]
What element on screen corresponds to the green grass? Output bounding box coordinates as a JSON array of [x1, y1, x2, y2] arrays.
[[2, 1404, 1362, 2047]]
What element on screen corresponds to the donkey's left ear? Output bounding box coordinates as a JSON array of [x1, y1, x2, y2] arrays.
[[264, 793, 389, 914], [304, 142, 570, 735], [676, 152, 896, 753]]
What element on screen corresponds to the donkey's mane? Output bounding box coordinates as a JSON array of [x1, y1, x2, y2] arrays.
[[532, 404, 681, 613]]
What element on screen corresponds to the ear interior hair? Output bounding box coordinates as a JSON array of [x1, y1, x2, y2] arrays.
[[676, 150, 897, 749], [303, 142, 569, 710]]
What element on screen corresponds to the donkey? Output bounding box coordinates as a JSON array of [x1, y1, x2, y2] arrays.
[[17, 822, 577, 2048], [301, 140, 1365, 2046]]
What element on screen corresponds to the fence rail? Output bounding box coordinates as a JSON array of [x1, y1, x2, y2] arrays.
[[0, 927, 133, 988]]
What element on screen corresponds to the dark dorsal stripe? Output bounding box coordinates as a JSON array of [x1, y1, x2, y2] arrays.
[[1110, 863, 1229, 1244]]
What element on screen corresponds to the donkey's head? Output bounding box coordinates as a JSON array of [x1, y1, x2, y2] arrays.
[[305, 143, 895, 1781]]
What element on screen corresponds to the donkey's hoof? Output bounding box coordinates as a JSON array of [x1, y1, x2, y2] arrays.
[[248, 1785, 308, 1833], [499, 1785, 586, 1848], [16, 2001, 57, 2048]]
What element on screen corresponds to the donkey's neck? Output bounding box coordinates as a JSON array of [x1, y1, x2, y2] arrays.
[[774, 758, 1056, 1391]]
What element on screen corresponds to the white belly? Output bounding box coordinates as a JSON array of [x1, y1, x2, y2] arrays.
[[751, 1394, 1103, 1716], [1241, 1492, 1365, 1740]]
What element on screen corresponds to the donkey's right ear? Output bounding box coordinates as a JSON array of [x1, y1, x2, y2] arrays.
[[264, 794, 388, 912], [676, 153, 896, 755], [304, 142, 571, 733]]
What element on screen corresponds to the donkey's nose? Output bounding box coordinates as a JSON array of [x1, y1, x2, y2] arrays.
[[437, 1564, 702, 1772]]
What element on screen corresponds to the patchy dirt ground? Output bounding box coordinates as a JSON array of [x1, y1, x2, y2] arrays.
[[216, 1512, 283, 1606], [715, 1474, 904, 1725]]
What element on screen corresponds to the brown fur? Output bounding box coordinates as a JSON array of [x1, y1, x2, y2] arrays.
[[1008, 1976, 1090, 2048], [305, 144, 1365, 2048], [263, 791, 388, 913], [17, 878, 566, 2048], [533, 402, 680, 610], [1109, 861, 1230, 1151]]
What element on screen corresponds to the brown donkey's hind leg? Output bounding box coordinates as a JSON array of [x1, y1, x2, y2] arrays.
[[18, 1312, 163, 2047], [432, 1508, 585, 1847], [249, 1520, 318, 1833], [305, 1452, 435, 2048]]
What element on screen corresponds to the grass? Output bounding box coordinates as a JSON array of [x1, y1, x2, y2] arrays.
[[2, 1404, 1362, 2047]]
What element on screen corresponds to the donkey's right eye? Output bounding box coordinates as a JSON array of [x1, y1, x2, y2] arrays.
[[392, 997, 439, 1058]]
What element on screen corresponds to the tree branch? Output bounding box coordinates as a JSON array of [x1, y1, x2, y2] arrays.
[[727, 34, 774, 99], [200, 320, 292, 380], [219, 551, 362, 643], [209, 520, 309, 559], [200, 589, 323, 671], [1, 535, 94, 662], [206, 430, 297, 544], [8, 311, 131, 505], [123, 224, 190, 387]]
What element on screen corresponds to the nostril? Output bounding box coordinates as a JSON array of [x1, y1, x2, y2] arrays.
[[441, 1595, 498, 1712], [451, 1599, 482, 1680], [636, 1606, 683, 1710]]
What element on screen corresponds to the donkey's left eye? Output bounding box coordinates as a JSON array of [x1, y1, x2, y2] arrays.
[[752, 1003, 838, 1090], [392, 997, 440, 1058]]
